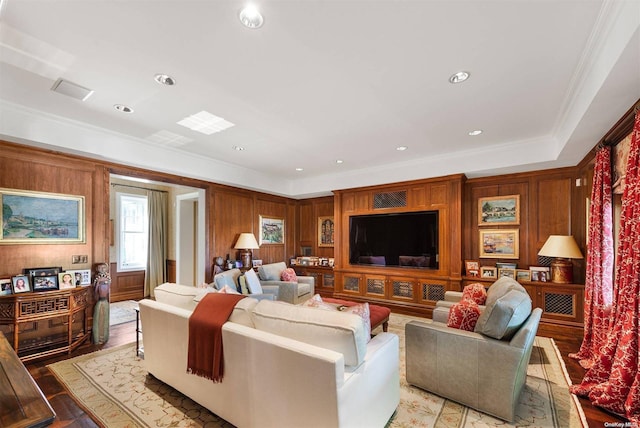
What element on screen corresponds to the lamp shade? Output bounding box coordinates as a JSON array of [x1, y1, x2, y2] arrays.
[[538, 235, 583, 259], [234, 233, 259, 250]]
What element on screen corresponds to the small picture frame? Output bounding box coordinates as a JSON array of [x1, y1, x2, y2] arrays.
[[479, 229, 519, 259], [252, 259, 263, 268], [516, 269, 531, 282], [328, 258, 335, 268], [32, 275, 58, 292], [58, 272, 76, 289], [465, 260, 480, 277], [74, 269, 92, 286], [498, 268, 516, 279], [0, 278, 13, 296], [12, 275, 31, 293], [23, 266, 62, 277], [530, 266, 551, 282], [480, 266, 497, 278]]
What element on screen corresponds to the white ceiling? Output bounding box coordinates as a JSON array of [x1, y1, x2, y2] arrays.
[[1, 0, 639, 198]]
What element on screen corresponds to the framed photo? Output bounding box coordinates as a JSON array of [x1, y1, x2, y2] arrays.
[[23, 266, 62, 277], [530, 266, 551, 282], [259, 215, 284, 245], [478, 194, 520, 226], [12, 275, 31, 293], [252, 259, 263, 268], [0, 278, 12, 296], [318, 216, 334, 247], [516, 269, 531, 282], [480, 266, 497, 278], [73, 269, 92, 286], [479, 229, 519, 259], [465, 260, 480, 277], [32, 275, 58, 292], [58, 272, 76, 289], [328, 258, 335, 268], [498, 268, 516, 279], [0, 188, 85, 244]]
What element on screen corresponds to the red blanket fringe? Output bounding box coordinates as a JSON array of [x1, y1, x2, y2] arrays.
[[187, 293, 245, 382]]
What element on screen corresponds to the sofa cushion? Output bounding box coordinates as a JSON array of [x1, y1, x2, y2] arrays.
[[252, 300, 367, 367], [258, 262, 287, 281], [154, 283, 210, 310], [228, 297, 259, 327], [281, 268, 298, 282], [485, 276, 527, 307], [244, 268, 263, 294], [461, 283, 487, 305], [474, 289, 532, 339], [447, 300, 481, 331], [213, 268, 242, 291]]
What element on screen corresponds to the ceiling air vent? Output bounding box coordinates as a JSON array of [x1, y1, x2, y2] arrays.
[[51, 78, 94, 101], [373, 191, 407, 209]]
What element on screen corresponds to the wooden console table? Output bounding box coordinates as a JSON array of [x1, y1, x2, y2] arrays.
[[0, 287, 92, 362], [0, 331, 55, 428]]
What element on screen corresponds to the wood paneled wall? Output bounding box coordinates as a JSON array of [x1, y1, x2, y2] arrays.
[[297, 196, 335, 259]]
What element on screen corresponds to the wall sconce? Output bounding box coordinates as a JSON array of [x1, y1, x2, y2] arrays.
[[234, 233, 259, 271], [538, 235, 584, 283]]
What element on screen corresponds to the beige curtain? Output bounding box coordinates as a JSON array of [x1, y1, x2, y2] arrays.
[[145, 190, 167, 298]]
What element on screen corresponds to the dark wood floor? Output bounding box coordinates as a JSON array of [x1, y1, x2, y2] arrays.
[[25, 319, 629, 428]]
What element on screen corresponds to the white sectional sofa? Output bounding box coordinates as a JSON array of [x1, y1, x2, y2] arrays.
[[139, 283, 400, 428]]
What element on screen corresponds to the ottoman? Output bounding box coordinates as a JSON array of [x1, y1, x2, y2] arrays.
[[322, 297, 390, 332]]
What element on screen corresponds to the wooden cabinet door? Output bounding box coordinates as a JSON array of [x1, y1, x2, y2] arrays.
[[339, 272, 363, 295], [388, 276, 417, 302], [417, 278, 448, 305], [364, 274, 387, 298]]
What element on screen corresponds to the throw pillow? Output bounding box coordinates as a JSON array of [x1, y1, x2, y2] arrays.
[[281, 268, 298, 282], [238, 276, 250, 295], [447, 300, 481, 331], [462, 283, 487, 305], [302, 294, 335, 311], [344, 302, 372, 341], [474, 289, 532, 340], [244, 268, 264, 295], [218, 284, 241, 294]]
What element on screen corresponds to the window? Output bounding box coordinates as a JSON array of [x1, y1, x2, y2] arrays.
[[117, 193, 148, 271]]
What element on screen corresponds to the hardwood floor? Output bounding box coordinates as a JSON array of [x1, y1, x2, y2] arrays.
[[25, 319, 630, 428]]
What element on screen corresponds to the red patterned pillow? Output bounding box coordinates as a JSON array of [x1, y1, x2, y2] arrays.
[[280, 268, 298, 282], [344, 302, 371, 341], [462, 283, 487, 305], [447, 300, 481, 331]]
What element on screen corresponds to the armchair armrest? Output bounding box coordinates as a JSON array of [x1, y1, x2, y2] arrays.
[[259, 280, 298, 303]]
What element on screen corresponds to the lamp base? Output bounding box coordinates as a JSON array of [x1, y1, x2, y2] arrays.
[[550, 259, 573, 283], [239, 250, 252, 272]]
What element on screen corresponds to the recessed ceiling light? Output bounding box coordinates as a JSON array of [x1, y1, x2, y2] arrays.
[[154, 73, 176, 86], [449, 71, 470, 84], [239, 4, 264, 29], [114, 104, 133, 113], [468, 130, 483, 136], [233, 145, 245, 151], [396, 146, 408, 151], [295, 167, 304, 171], [177, 110, 235, 135], [336, 159, 344, 164]]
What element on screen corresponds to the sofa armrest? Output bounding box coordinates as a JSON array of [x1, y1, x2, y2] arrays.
[[444, 290, 463, 302], [297, 275, 315, 287], [260, 280, 297, 303]]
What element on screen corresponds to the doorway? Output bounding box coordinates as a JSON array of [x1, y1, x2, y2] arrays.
[[176, 191, 205, 287]]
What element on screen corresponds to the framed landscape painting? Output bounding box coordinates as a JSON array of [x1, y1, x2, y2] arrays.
[[1, 188, 85, 244], [478, 195, 520, 226], [479, 229, 519, 259], [259, 215, 284, 245]]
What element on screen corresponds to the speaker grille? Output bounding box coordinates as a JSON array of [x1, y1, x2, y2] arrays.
[[544, 293, 575, 316], [421, 283, 445, 301], [373, 191, 407, 209]]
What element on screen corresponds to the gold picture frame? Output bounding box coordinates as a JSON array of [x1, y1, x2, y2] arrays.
[[0, 188, 85, 244], [478, 194, 520, 226], [479, 229, 519, 259], [318, 216, 334, 247]]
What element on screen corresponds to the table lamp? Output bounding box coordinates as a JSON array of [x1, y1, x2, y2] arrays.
[[538, 235, 584, 283], [234, 233, 260, 271]]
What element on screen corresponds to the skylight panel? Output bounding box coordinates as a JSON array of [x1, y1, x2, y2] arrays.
[[177, 111, 235, 135]]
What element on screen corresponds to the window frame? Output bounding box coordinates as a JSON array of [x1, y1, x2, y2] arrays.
[[116, 192, 149, 272]]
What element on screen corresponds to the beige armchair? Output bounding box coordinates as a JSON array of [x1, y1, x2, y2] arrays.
[[257, 262, 314, 304], [405, 277, 542, 422]]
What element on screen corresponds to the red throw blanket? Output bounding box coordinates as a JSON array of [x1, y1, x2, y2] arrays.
[[187, 293, 245, 382]]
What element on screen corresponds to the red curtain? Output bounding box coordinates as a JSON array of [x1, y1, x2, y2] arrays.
[[569, 145, 614, 368], [571, 111, 640, 425]]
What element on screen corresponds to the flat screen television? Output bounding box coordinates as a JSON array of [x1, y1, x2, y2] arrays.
[[349, 211, 439, 269]]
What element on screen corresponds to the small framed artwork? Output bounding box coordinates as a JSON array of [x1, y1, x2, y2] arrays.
[[530, 266, 551, 282], [0, 278, 12, 296], [252, 259, 263, 268], [12, 275, 31, 293], [516, 269, 531, 282], [318, 216, 335, 247], [480, 266, 497, 278], [74, 269, 92, 286], [478, 194, 520, 226], [479, 229, 519, 259], [259, 215, 284, 245], [32, 275, 58, 292], [328, 258, 335, 268], [58, 272, 76, 289], [498, 268, 516, 279], [465, 260, 480, 277]]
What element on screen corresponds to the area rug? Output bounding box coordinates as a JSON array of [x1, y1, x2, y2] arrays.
[[48, 313, 587, 428], [109, 300, 138, 326]]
